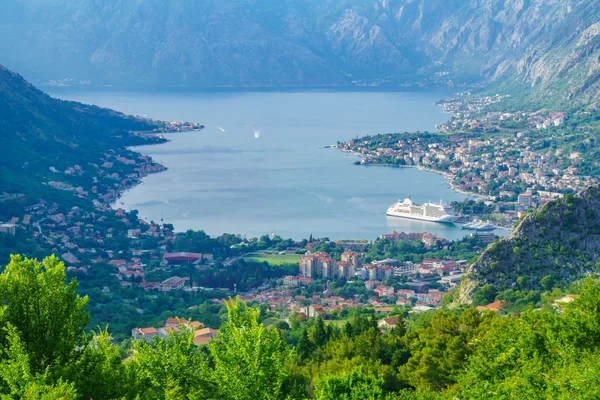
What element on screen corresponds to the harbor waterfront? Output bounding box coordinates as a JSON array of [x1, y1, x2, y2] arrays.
[[49, 89, 508, 241]]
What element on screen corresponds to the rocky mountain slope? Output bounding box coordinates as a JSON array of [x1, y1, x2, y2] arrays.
[[2, 0, 600, 105], [455, 186, 600, 305]]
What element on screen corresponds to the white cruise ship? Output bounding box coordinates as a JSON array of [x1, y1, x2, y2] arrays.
[[387, 198, 459, 223]]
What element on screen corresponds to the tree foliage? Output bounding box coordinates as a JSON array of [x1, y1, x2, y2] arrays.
[[0, 255, 89, 379], [210, 299, 292, 400], [3, 255, 600, 399]]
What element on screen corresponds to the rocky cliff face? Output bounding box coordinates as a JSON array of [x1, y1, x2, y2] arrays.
[[1, 0, 599, 104], [454, 186, 600, 305]]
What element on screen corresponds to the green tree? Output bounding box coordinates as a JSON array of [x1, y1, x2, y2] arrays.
[[516, 275, 528, 290], [296, 330, 315, 360], [0, 255, 89, 378], [354, 328, 382, 360], [343, 321, 353, 337], [540, 275, 554, 291], [401, 309, 491, 391], [313, 316, 328, 347], [472, 284, 498, 306], [314, 367, 385, 400], [128, 327, 212, 399], [0, 324, 78, 399], [68, 328, 130, 399], [210, 298, 291, 400]]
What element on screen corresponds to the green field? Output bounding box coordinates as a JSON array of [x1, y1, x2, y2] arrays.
[[244, 253, 302, 265]]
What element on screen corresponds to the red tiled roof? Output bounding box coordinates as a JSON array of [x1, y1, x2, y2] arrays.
[[381, 317, 399, 326], [195, 328, 219, 337], [188, 321, 203, 329], [165, 317, 187, 326], [193, 336, 212, 345], [485, 300, 510, 311]]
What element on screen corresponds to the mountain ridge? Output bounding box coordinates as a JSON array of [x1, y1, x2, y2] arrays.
[[454, 185, 600, 305], [2, 0, 600, 106]]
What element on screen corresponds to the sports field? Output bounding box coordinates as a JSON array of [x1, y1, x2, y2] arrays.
[[244, 253, 302, 265]]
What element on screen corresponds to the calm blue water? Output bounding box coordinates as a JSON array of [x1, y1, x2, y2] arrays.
[[49, 89, 494, 241]]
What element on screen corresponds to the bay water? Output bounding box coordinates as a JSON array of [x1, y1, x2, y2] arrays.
[[49, 89, 494, 241]]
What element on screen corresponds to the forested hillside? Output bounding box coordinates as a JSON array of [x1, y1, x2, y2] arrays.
[[0, 65, 165, 204], [456, 185, 600, 305], [2, 254, 600, 399]]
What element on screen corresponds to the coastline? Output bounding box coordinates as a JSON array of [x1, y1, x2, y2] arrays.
[[108, 128, 201, 210], [330, 145, 513, 232], [110, 104, 510, 239], [330, 144, 489, 200]]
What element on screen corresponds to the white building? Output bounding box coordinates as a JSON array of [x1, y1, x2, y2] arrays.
[[0, 224, 16, 235], [517, 193, 533, 208], [158, 276, 186, 291]]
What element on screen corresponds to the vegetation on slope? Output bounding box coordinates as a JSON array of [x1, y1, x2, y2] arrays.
[[3, 254, 600, 399], [457, 185, 600, 305], [0, 64, 164, 200]]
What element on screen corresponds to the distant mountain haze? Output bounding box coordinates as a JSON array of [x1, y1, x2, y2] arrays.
[[2, 0, 600, 103]]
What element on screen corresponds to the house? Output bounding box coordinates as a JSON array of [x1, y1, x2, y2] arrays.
[[0, 224, 16, 235], [422, 258, 444, 269], [142, 318, 200, 338], [108, 259, 127, 267], [517, 193, 533, 208], [165, 317, 187, 327], [427, 290, 444, 305], [193, 336, 213, 345], [127, 229, 142, 238], [365, 280, 381, 290], [378, 317, 400, 329], [440, 274, 464, 287], [283, 276, 299, 286], [195, 328, 219, 339], [476, 300, 510, 312], [405, 281, 429, 293], [140, 281, 160, 291], [396, 299, 410, 306], [416, 264, 435, 277], [159, 276, 186, 291], [159, 326, 182, 338], [374, 285, 394, 298], [305, 304, 325, 318], [336, 261, 355, 280], [131, 327, 158, 342], [298, 277, 313, 286], [188, 321, 203, 329], [396, 289, 416, 299], [292, 312, 308, 322], [365, 264, 394, 280]]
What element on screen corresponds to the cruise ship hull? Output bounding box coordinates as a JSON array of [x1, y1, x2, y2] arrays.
[[386, 211, 457, 223], [386, 197, 459, 224]]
